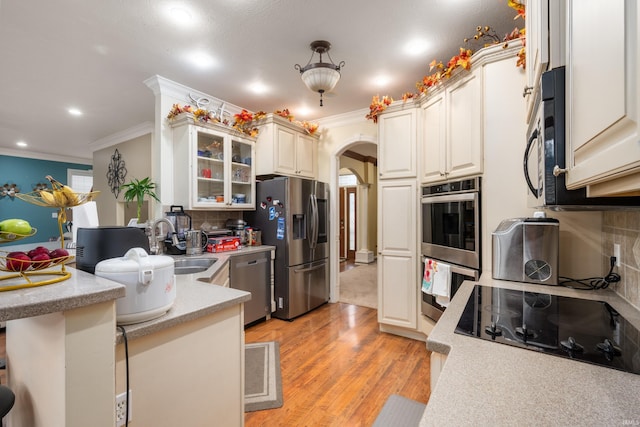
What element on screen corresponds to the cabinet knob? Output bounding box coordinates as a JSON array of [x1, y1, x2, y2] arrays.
[[553, 165, 568, 177], [522, 86, 533, 97]]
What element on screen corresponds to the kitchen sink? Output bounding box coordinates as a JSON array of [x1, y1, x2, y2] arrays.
[[173, 257, 217, 275]]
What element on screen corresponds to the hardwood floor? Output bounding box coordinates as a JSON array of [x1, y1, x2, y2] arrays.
[[245, 302, 431, 427]]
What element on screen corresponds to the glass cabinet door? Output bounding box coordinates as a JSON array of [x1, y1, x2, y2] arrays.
[[229, 138, 253, 206], [195, 130, 225, 205]]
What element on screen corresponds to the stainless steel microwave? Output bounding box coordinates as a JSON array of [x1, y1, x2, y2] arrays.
[[524, 66, 638, 210]]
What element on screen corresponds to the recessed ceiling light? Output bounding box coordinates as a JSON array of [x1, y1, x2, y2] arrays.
[[16, 141, 27, 148], [295, 106, 312, 117], [186, 51, 216, 69], [248, 82, 269, 95], [373, 75, 391, 87], [68, 108, 83, 116], [403, 38, 430, 57], [164, 5, 194, 27]]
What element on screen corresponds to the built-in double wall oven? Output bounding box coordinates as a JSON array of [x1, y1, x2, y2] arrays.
[[421, 177, 481, 322]]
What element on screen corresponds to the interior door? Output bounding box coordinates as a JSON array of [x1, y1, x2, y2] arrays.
[[346, 187, 357, 260]]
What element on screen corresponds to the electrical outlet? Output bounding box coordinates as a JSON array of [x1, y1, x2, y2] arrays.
[[116, 390, 132, 427], [614, 243, 621, 267]]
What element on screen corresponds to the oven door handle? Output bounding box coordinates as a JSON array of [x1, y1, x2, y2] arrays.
[[421, 192, 476, 204], [421, 257, 478, 279]]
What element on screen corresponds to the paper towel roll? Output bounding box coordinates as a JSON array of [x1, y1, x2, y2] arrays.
[[72, 201, 99, 242]]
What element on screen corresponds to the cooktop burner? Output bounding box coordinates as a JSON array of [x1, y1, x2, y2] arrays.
[[455, 285, 640, 375]]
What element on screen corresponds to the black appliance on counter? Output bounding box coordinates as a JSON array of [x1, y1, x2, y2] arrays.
[[524, 66, 639, 209], [420, 177, 481, 322], [455, 285, 640, 375], [163, 205, 191, 255], [76, 226, 150, 274]]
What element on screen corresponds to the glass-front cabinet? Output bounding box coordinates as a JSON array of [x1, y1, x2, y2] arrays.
[[171, 115, 256, 209]]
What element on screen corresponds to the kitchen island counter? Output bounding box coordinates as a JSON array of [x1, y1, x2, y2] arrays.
[[116, 244, 274, 342], [422, 276, 640, 426]]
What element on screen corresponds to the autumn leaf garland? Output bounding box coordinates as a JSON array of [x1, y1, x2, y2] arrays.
[[365, 0, 526, 123]]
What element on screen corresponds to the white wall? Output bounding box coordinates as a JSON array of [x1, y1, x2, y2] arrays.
[[482, 55, 602, 279]]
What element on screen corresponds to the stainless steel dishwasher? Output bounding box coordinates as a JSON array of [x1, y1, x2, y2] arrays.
[[229, 251, 270, 326]]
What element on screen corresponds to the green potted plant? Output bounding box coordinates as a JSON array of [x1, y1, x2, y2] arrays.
[[120, 177, 160, 223]]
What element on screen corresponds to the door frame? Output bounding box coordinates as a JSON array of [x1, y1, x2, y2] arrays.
[[329, 135, 377, 304]]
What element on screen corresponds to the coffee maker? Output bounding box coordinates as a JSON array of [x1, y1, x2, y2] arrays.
[[164, 206, 191, 254]]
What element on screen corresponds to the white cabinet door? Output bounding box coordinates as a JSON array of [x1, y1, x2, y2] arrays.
[[566, 0, 640, 194], [378, 107, 417, 179], [274, 125, 297, 176], [524, 0, 549, 122], [377, 180, 417, 329], [420, 92, 446, 183], [447, 69, 483, 179], [255, 114, 319, 179], [295, 133, 317, 178], [171, 117, 256, 210], [420, 69, 483, 184]]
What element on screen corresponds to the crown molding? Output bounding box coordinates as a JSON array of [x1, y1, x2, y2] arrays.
[[143, 75, 247, 116], [0, 147, 91, 165], [89, 121, 154, 153], [317, 107, 372, 129]]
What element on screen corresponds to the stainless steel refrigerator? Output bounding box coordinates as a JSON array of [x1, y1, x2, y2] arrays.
[[244, 176, 329, 320]]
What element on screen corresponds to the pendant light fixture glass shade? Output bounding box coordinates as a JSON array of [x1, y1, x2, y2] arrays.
[[295, 40, 345, 106]]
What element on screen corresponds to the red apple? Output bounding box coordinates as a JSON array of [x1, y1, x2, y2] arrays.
[[30, 253, 51, 270], [6, 252, 31, 272], [28, 246, 50, 259], [49, 248, 69, 260]]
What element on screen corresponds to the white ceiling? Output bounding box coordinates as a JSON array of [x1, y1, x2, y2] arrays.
[[0, 0, 521, 162]]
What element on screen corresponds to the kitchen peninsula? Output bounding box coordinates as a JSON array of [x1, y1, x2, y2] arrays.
[[0, 248, 253, 427]]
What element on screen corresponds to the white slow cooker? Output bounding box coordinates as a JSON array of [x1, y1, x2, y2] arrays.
[[95, 247, 176, 325]]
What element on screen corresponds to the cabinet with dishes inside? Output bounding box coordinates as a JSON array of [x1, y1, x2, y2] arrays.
[[170, 114, 256, 210]]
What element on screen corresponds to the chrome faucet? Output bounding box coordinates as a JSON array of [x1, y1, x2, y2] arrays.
[[150, 218, 179, 255]]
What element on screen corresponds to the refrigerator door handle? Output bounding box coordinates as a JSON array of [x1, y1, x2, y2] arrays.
[[313, 194, 319, 245], [293, 263, 325, 274], [309, 194, 318, 249]]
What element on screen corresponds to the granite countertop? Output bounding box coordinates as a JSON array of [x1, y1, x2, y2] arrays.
[[421, 276, 640, 426], [1, 243, 274, 341], [0, 265, 126, 322], [114, 245, 274, 343]]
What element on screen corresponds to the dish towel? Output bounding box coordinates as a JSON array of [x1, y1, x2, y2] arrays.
[[421, 258, 452, 307]]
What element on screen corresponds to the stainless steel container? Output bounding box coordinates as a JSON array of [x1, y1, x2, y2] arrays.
[[185, 230, 207, 256], [492, 217, 559, 285]]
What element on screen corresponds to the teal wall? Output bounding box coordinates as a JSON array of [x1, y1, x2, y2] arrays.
[[0, 155, 92, 246]]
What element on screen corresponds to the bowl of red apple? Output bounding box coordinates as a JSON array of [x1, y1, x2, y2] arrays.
[[1, 246, 71, 272]]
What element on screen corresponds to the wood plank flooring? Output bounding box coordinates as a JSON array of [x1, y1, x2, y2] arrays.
[[245, 302, 431, 427]]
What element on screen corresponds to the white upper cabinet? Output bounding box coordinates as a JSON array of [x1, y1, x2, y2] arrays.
[[378, 107, 418, 179], [524, 0, 566, 124], [566, 0, 640, 195], [420, 66, 483, 184], [170, 115, 256, 210], [255, 114, 318, 179], [420, 91, 446, 182], [524, 0, 549, 122]]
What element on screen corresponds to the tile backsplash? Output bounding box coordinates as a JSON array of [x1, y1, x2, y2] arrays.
[[187, 210, 243, 231], [603, 211, 640, 309]]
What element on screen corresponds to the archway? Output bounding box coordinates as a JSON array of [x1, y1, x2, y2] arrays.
[[328, 134, 377, 306]]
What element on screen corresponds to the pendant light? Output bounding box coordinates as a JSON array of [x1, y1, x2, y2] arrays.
[[294, 40, 345, 107]]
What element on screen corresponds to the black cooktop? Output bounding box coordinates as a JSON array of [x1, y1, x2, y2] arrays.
[[455, 285, 640, 375]]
